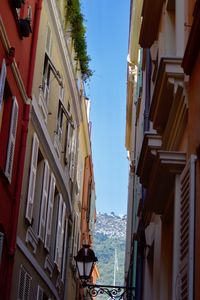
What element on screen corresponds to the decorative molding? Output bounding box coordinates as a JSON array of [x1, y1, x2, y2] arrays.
[[150, 57, 184, 134], [25, 226, 39, 254]]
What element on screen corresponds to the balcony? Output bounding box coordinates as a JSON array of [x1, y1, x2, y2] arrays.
[[143, 151, 186, 214], [137, 133, 162, 188], [139, 0, 164, 48], [150, 57, 184, 136]]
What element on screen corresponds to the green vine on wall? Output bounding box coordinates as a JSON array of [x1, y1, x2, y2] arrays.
[[66, 0, 93, 82]]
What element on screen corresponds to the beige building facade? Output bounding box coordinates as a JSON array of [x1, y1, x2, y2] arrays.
[[125, 0, 200, 299]]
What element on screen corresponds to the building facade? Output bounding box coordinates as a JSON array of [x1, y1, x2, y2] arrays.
[[4, 0, 97, 299], [125, 0, 200, 299], [0, 1, 41, 299]]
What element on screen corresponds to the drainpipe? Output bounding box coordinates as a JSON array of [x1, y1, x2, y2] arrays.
[[27, 0, 43, 98], [143, 49, 151, 132]]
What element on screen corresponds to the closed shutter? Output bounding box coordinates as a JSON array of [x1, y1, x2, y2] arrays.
[[59, 86, 64, 102], [38, 160, 50, 242], [45, 173, 56, 251], [46, 25, 52, 56], [36, 285, 43, 300], [5, 96, 18, 183], [69, 129, 77, 180], [61, 219, 68, 281], [65, 122, 73, 165], [25, 133, 39, 223], [54, 194, 63, 269], [0, 59, 6, 111], [178, 155, 196, 300], [58, 201, 66, 270], [18, 265, 32, 300]]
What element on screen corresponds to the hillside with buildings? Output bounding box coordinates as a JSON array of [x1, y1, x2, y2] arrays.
[[94, 212, 127, 287]]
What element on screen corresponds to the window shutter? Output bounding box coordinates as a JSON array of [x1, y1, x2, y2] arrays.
[[36, 285, 43, 300], [25, 133, 39, 223], [0, 59, 6, 111], [59, 86, 64, 102], [46, 25, 52, 56], [45, 173, 56, 251], [54, 194, 63, 269], [61, 219, 68, 281], [58, 201, 66, 270], [18, 265, 32, 300], [69, 129, 77, 180], [5, 96, 18, 183], [65, 123, 73, 164], [38, 160, 50, 242], [178, 155, 196, 300]]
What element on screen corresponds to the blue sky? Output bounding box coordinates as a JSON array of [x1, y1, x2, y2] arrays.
[[81, 0, 130, 215]]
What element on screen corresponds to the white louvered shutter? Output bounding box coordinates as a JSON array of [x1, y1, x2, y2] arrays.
[[61, 219, 68, 281], [65, 123, 73, 165], [0, 59, 6, 111], [38, 160, 50, 242], [36, 285, 43, 300], [25, 133, 39, 223], [69, 129, 77, 180], [54, 194, 63, 269], [18, 266, 32, 300], [46, 25, 52, 56], [59, 86, 64, 102], [58, 202, 66, 270], [5, 96, 18, 183], [178, 155, 196, 300], [45, 173, 56, 251]]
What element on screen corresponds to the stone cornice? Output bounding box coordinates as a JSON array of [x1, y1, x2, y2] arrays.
[[137, 133, 162, 187], [144, 151, 186, 214], [150, 57, 184, 134]]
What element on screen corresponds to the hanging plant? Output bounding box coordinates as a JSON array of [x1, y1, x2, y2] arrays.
[[66, 0, 93, 82]]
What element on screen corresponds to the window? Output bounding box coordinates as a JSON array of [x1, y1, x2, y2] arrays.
[[38, 160, 50, 242], [0, 59, 6, 113], [4, 96, 19, 183], [177, 155, 196, 299], [36, 285, 48, 300], [18, 265, 32, 300], [26, 133, 39, 223], [45, 173, 56, 251]]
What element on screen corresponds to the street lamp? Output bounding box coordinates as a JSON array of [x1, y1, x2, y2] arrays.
[[74, 244, 98, 281], [75, 245, 135, 299]]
